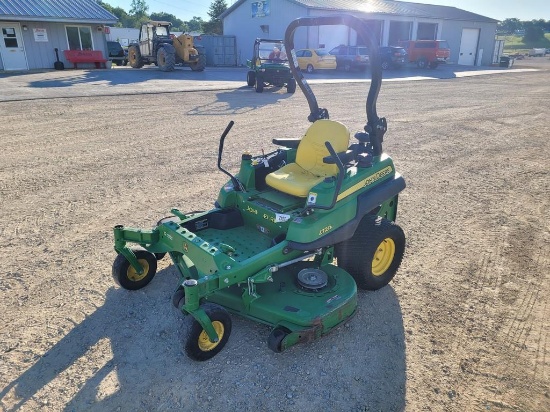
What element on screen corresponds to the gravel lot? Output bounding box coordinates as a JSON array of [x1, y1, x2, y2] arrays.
[[0, 59, 549, 411]]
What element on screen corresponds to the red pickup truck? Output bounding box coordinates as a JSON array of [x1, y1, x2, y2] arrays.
[[398, 40, 450, 69]]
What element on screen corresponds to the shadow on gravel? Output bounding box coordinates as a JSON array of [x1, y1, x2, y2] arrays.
[[188, 87, 293, 115], [0, 266, 405, 411], [24, 67, 211, 89]]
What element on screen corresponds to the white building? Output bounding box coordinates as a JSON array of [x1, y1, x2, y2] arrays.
[[221, 0, 499, 66], [0, 0, 117, 71]]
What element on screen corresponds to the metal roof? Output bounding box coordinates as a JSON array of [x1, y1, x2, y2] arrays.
[[0, 0, 118, 24], [221, 0, 498, 23]]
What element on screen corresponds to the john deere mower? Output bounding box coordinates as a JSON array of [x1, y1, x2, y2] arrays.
[[112, 15, 406, 361]]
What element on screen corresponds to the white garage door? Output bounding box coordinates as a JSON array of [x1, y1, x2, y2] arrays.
[[458, 28, 479, 66]]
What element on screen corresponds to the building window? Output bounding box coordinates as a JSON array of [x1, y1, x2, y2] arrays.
[[417, 23, 438, 40], [389, 21, 412, 45], [66, 26, 93, 50], [2, 27, 19, 48]]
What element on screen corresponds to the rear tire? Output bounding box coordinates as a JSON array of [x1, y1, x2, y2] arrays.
[[416, 57, 428, 69], [255, 76, 264, 93], [286, 78, 296, 93], [157, 47, 175, 72], [128, 45, 144, 68], [247, 70, 256, 86], [335, 216, 405, 290]]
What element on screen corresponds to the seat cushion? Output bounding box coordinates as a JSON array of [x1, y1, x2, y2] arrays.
[[265, 163, 326, 197], [265, 120, 350, 197]]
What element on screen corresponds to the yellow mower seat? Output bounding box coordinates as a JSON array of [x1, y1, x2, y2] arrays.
[[265, 119, 350, 197]]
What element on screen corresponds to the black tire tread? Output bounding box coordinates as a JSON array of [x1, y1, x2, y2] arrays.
[[184, 303, 232, 361], [335, 216, 405, 290], [112, 247, 157, 290]]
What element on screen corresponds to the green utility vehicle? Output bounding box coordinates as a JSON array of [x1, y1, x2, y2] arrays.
[[246, 38, 296, 93], [112, 15, 406, 361]]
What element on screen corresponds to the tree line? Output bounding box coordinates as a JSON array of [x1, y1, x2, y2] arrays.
[[98, 0, 228, 34], [498, 18, 550, 41]]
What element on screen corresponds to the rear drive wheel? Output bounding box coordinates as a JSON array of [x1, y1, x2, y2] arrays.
[[183, 303, 232, 361], [286, 78, 296, 93], [157, 47, 175, 71], [416, 57, 428, 69], [128, 45, 144, 68], [112, 247, 157, 290], [255, 76, 264, 93], [335, 216, 405, 290], [247, 70, 256, 86]]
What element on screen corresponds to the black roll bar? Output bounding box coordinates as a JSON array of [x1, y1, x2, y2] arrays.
[[284, 15, 386, 156]]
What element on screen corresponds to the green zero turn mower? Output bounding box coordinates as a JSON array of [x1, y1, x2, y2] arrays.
[[112, 15, 406, 361]]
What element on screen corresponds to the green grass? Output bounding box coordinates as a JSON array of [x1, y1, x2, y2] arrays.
[[497, 33, 550, 54]]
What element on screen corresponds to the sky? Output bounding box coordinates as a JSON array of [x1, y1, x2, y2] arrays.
[[106, 0, 548, 23]]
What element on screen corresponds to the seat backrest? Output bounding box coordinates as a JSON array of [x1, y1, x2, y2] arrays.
[[295, 119, 350, 177]]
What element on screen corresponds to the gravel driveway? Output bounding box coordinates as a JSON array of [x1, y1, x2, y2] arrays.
[[0, 58, 549, 411]]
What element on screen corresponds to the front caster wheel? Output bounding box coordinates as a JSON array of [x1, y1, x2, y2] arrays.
[[112, 247, 157, 290], [183, 303, 232, 361], [172, 286, 185, 310]]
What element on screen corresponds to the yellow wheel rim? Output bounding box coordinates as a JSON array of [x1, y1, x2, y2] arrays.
[[198, 321, 224, 351], [128, 49, 136, 64], [126, 259, 149, 282], [372, 238, 395, 276]]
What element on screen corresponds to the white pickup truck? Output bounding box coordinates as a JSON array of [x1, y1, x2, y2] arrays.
[[528, 48, 546, 57]]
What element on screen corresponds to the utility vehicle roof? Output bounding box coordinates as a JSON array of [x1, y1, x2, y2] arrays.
[[146, 21, 171, 27]]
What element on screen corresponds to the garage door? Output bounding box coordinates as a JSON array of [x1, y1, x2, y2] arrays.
[[458, 28, 479, 66]]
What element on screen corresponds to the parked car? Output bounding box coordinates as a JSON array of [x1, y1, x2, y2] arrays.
[[398, 40, 450, 69], [295, 48, 337, 73], [379, 46, 407, 69], [107, 41, 128, 66], [329, 45, 369, 71], [528, 48, 546, 57]]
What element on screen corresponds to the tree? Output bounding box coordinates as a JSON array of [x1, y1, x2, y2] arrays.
[[522, 21, 545, 42], [498, 18, 522, 34], [150, 11, 187, 31], [203, 0, 228, 35], [185, 16, 205, 33], [130, 0, 148, 18], [98, 2, 132, 27]]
